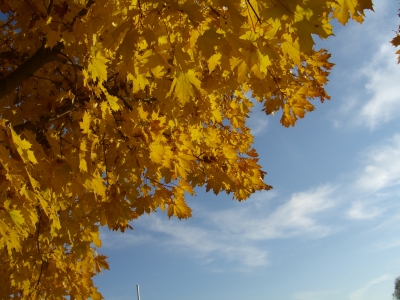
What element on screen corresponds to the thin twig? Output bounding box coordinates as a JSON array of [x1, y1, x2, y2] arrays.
[[71, 0, 95, 27], [60, 137, 80, 150], [47, 0, 54, 15], [24, 0, 41, 19], [31, 74, 61, 85], [267, 68, 285, 96], [208, 6, 223, 18], [245, 0, 262, 23], [102, 132, 108, 182], [28, 208, 44, 298], [54, 52, 79, 87]]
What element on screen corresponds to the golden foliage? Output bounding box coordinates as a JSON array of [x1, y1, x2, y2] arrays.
[[0, 0, 375, 298]]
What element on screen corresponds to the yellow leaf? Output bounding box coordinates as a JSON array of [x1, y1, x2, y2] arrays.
[[176, 153, 196, 178], [281, 39, 300, 66], [80, 156, 88, 172], [91, 231, 102, 247], [332, 0, 372, 24], [10, 128, 31, 150], [5, 201, 25, 229], [104, 90, 121, 111], [167, 70, 202, 104], [149, 142, 164, 164], [10, 128, 37, 164], [80, 111, 91, 134], [208, 53, 222, 74], [0, 219, 22, 253], [168, 190, 192, 219], [88, 46, 109, 83], [26, 150, 38, 164], [85, 174, 106, 198], [27, 171, 40, 191], [179, 179, 194, 195]]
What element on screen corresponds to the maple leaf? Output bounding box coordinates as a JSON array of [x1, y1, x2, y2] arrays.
[[392, 21, 400, 63], [168, 189, 192, 219], [94, 254, 110, 273], [332, 0, 373, 24], [10, 128, 37, 164], [392, 35, 400, 47], [87, 46, 109, 83], [168, 70, 202, 104], [6, 208, 25, 230]]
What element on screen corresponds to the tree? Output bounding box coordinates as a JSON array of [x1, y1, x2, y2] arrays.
[[394, 276, 400, 300], [0, 0, 386, 298]]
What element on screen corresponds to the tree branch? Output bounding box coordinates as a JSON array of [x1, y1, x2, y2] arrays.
[[53, 56, 84, 71], [0, 51, 19, 60], [0, 0, 95, 101], [47, 0, 55, 15], [0, 42, 64, 100], [71, 0, 95, 27]]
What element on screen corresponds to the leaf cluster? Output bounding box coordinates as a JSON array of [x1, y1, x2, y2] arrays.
[[0, 0, 374, 298]]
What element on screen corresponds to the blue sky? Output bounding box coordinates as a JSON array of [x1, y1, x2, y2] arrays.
[[95, 2, 400, 300]]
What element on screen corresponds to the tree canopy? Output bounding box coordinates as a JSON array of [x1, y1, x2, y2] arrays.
[[1, 0, 397, 298], [394, 276, 400, 300]]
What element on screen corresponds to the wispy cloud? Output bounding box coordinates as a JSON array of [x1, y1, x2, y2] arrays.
[[355, 135, 400, 193], [249, 117, 268, 136], [293, 290, 335, 300], [349, 274, 392, 300], [248, 101, 269, 136], [365, 213, 400, 235], [209, 185, 336, 242], [332, 41, 400, 130], [374, 239, 400, 252], [357, 44, 400, 129], [130, 214, 270, 268], [101, 131, 400, 270], [101, 230, 154, 249], [104, 186, 337, 269], [346, 201, 382, 220], [326, 1, 400, 130], [264, 186, 336, 238], [345, 134, 400, 220]]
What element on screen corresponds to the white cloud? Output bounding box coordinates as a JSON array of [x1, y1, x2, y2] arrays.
[[333, 42, 400, 130], [293, 290, 335, 300], [366, 213, 400, 234], [100, 131, 400, 270], [138, 132, 400, 267], [207, 186, 336, 242], [249, 117, 268, 136], [355, 135, 400, 193], [110, 186, 337, 269], [326, 1, 399, 130], [357, 43, 400, 129], [141, 215, 269, 268], [264, 186, 336, 238], [346, 201, 382, 220], [102, 186, 336, 269], [349, 274, 392, 300], [101, 230, 154, 249], [344, 134, 400, 222], [248, 100, 269, 136], [375, 239, 400, 251]]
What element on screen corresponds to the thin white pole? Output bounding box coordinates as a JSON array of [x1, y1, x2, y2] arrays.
[[136, 285, 141, 300]]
